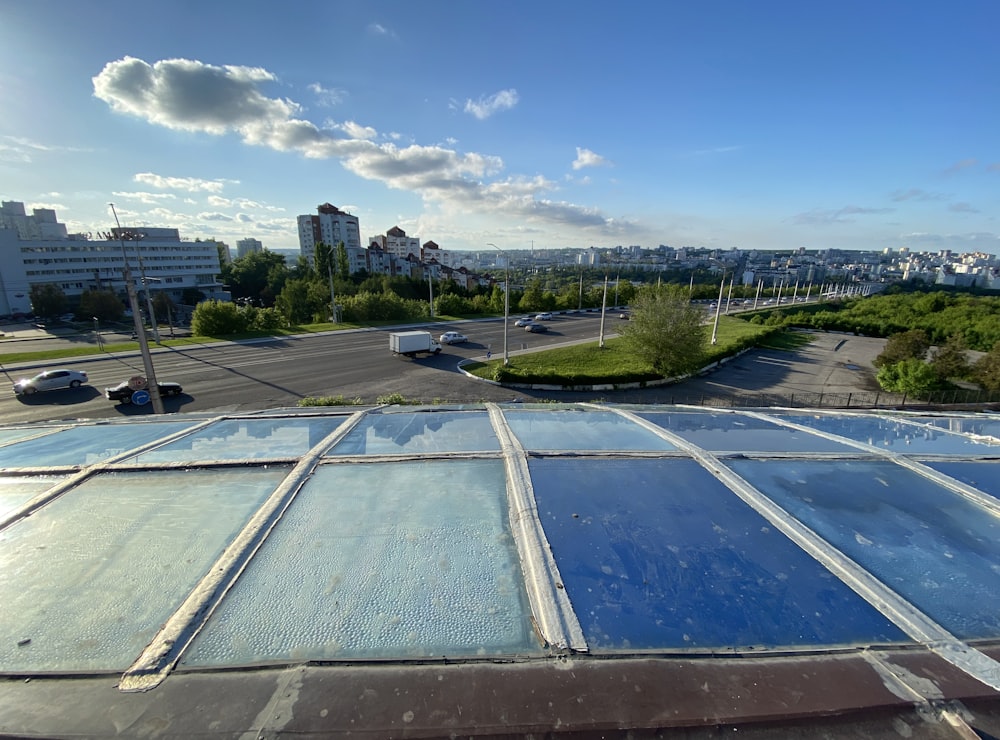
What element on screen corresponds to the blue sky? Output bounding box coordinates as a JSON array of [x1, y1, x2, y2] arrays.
[[1, 0, 998, 255]]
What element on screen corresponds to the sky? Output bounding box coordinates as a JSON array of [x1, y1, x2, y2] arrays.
[[1, 1, 998, 256]]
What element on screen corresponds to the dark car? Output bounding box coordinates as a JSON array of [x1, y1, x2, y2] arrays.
[[524, 322, 548, 333], [105, 379, 183, 404]]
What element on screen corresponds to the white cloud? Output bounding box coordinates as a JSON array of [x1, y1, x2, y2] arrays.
[[792, 205, 895, 225], [308, 82, 346, 107], [943, 158, 977, 175], [134, 172, 234, 193], [112, 190, 178, 205], [368, 23, 397, 38], [572, 147, 610, 170], [463, 89, 519, 120], [890, 188, 947, 202], [94, 58, 624, 237]]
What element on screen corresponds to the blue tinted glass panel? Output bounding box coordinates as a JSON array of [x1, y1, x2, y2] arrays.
[[183, 459, 536, 665], [905, 417, 1000, 440], [326, 412, 498, 454], [776, 414, 997, 454], [529, 458, 907, 650], [730, 459, 1000, 640], [0, 476, 60, 520], [504, 410, 676, 451], [0, 428, 56, 446], [0, 467, 288, 672], [131, 417, 346, 462], [637, 411, 855, 453], [924, 461, 1000, 500], [0, 422, 197, 468]]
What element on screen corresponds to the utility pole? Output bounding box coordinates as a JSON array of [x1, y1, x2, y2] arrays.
[[110, 203, 164, 414]]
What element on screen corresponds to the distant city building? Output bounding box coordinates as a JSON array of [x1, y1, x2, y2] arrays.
[[236, 238, 263, 258], [296, 203, 361, 265], [370, 226, 420, 260], [0, 200, 227, 317]]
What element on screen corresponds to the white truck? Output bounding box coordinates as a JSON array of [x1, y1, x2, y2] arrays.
[[389, 330, 442, 357]]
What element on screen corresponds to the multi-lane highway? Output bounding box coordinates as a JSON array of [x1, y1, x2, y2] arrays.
[[1, 312, 626, 424]]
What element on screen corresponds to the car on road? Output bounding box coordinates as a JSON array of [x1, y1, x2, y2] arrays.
[[524, 322, 548, 333], [438, 331, 468, 345], [105, 379, 184, 404], [534, 312, 553, 321], [514, 316, 534, 327], [13, 369, 89, 396]]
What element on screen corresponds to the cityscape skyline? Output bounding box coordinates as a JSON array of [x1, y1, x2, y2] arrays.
[[1, 1, 998, 256]]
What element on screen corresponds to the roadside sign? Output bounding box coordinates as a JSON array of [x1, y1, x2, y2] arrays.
[[130, 389, 151, 406], [128, 376, 148, 391]]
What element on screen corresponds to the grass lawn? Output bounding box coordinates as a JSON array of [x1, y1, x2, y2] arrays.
[[464, 316, 796, 385]]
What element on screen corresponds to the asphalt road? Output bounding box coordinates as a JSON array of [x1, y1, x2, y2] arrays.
[[1, 314, 887, 424]]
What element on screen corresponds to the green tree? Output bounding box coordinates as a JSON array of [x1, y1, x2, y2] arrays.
[[972, 342, 1000, 391], [876, 358, 941, 396], [226, 251, 288, 305], [336, 241, 349, 280], [313, 241, 333, 282], [152, 291, 176, 324], [873, 329, 931, 368], [518, 277, 545, 313], [78, 289, 124, 322], [29, 283, 67, 318], [929, 334, 970, 380], [191, 299, 246, 336], [619, 285, 707, 377]]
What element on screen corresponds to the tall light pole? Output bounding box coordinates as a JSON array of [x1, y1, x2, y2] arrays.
[[110, 203, 164, 414], [710, 273, 726, 345], [486, 243, 509, 365]]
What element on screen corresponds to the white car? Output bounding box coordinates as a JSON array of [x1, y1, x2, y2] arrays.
[[439, 331, 468, 345], [534, 312, 553, 321], [13, 368, 89, 396], [514, 316, 534, 327]]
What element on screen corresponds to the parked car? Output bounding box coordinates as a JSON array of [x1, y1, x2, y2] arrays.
[[524, 322, 548, 333], [438, 331, 468, 345], [13, 369, 88, 396], [534, 312, 553, 321], [105, 379, 183, 404], [514, 316, 534, 327]]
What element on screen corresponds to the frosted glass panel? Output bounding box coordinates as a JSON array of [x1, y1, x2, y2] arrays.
[[327, 412, 498, 454], [183, 459, 536, 664], [0, 428, 56, 446], [0, 422, 197, 468], [131, 417, 345, 462], [730, 459, 1000, 640], [925, 461, 1000, 500], [775, 414, 998, 454], [0, 476, 60, 520], [638, 411, 855, 453], [528, 458, 906, 650], [504, 410, 676, 451], [0, 467, 288, 672]]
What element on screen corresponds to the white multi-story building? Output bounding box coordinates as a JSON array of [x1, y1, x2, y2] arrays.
[[369, 226, 420, 260], [0, 200, 226, 317], [236, 238, 263, 258], [297, 203, 361, 264]]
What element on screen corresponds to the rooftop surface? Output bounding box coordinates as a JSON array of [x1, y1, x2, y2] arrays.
[[1, 403, 999, 738]]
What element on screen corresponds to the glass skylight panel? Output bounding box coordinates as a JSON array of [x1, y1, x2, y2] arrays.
[[0, 428, 54, 446], [729, 459, 1000, 640], [326, 411, 499, 455], [902, 416, 1000, 440], [503, 409, 676, 451], [923, 462, 1000, 500], [636, 411, 856, 453], [129, 416, 346, 463], [775, 414, 998, 454], [527, 458, 907, 650], [0, 475, 60, 520], [0, 421, 197, 468], [0, 467, 288, 672], [182, 459, 537, 665]]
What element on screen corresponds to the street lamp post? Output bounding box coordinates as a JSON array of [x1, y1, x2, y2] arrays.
[[710, 274, 726, 345], [128, 231, 160, 344], [110, 203, 164, 414], [486, 243, 509, 365], [92, 316, 103, 351]]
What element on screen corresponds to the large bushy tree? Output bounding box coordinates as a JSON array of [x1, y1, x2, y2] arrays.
[[619, 285, 706, 377], [29, 283, 67, 318], [78, 289, 124, 322], [873, 329, 931, 368]]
